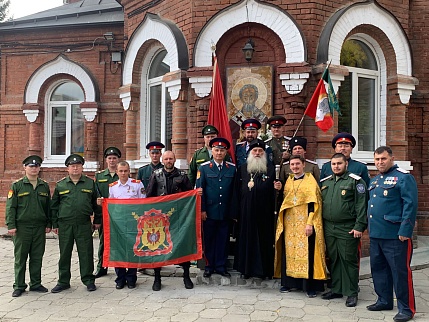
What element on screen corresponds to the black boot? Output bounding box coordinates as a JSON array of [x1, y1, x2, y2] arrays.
[[152, 268, 161, 291], [182, 265, 194, 289]]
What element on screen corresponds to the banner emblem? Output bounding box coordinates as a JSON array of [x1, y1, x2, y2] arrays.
[[133, 208, 174, 256]]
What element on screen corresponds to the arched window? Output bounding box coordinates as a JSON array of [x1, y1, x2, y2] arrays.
[[143, 49, 172, 154], [47, 81, 84, 158], [339, 39, 380, 156]]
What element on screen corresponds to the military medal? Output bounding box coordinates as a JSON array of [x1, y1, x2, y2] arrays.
[[384, 190, 388, 196], [341, 190, 346, 195]]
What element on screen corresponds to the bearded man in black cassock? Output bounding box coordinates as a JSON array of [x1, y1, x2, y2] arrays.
[[233, 140, 282, 279]]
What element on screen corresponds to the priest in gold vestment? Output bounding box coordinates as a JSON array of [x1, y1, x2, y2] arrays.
[[274, 155, 327, 297]]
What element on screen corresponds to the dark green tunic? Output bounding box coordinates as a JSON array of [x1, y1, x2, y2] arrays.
[[94, 168, 118, 271], [137, 162, 163, 189], [321, 171, 368, 296], [51, 175, 101, 286], [6, 176, 51, 291]]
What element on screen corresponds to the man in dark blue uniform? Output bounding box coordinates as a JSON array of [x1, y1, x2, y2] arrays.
[[320, 133, 370, 186], [188, 125, 232, 187], [366, 146, 417, 322], [137, 142, 165, 188], [235, 118, 273, 167], [196, 138, 236, 278]]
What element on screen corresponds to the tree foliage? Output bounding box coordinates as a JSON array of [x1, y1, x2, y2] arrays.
[[0, 0, 10, 22]]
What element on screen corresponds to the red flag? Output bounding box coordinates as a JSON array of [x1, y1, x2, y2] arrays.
[[208, 57, 236, 163], [304, 70, 334, 132]]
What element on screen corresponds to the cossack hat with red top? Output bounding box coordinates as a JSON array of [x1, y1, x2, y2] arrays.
[[241, 118, 261, 130], [267, 115, 287, 128], [209, 137, 230, 150], [146, 141, 165, 151], [332, 132, 356, 148]]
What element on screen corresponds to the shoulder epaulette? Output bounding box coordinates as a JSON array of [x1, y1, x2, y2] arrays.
[[349, 173, 362, 180], [282, 161, 290, 166], [236, 141, 246, 145], [226, 161, 236, 166], [320, 175, 332, 182], [264, 138, 272, 143], [154, 168, 163, 175], [131, 179, 141, 183], [397, 168, 410, 174], [306, 159, 318, 165], [284, 136, 292, 140], [96, 170, 104, 174], [56, 176, 67, 183], [201, 161, 211, 166], [13, 177, 25, 183], [109, 181, 119, 187], [354, 159, 367, 165]]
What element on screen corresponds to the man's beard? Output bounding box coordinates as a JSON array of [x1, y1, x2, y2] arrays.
[[247, 153, 267, 174]]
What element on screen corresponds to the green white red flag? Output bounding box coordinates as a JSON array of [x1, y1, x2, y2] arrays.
[[304, 68, 340, 132], [103, 190, 202, 268]]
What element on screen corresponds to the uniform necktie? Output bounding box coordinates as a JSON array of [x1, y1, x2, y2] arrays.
[[218, 164, 222, 171]]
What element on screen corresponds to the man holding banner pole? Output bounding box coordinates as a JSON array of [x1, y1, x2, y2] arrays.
[[146, 151, 195, 291]]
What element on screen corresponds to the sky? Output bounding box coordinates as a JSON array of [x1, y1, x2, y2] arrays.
[[9, 0, 64, 19]]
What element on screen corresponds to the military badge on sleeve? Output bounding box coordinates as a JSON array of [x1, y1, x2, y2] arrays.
[[356, 184, 366, 194], [8, 190, 13, 199]]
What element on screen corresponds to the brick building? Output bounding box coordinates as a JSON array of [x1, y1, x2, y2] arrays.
[[1, 0, 428, 244]]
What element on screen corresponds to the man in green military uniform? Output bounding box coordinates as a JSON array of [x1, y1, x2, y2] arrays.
[[137, 141, 165, 188], [265, 116, 291, 166], [51, 154, 101, 293], [6, 155, 51, 297], [188, 125, 231, 187], [320, 153, 368, 307], [94, 146, 121, 278]]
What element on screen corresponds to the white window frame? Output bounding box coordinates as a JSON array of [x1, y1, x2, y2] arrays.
[[43, 81, 84, 167], [346, 66, 380, 160], [136, 47, 169, 168]]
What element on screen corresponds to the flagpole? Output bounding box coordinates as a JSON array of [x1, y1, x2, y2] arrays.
[[292, 60, 333, 137]]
